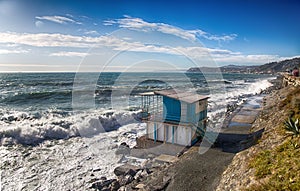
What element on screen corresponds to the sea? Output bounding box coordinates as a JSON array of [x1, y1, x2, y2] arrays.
[[0, 72, 274, 190]]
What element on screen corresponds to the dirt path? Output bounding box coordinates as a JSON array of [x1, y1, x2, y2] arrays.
[[166, 147, 235, 191]]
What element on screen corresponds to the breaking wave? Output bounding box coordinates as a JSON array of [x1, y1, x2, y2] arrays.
[[0, 110, 141, 146]]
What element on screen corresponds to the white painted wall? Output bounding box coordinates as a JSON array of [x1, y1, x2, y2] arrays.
[[166, 125, 173, 143], [147, 122, 192, 146], [147, 122, 154, 140], [157, 123, 164, 141], [177, 126, 190, 146]]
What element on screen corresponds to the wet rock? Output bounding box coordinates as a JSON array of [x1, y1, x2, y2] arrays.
[[7, 115, 16, 122], [120, 142, 129, 147], [92, 167, 101, 172], [114, 164, 140, 177], [31, 112, 42, 119], [17, 113, 28, 120]]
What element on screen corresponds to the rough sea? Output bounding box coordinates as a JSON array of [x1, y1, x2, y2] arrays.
[[0, 72, 274, 190]]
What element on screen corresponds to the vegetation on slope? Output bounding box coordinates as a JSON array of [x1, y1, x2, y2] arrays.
[[248, 87, 300, 190]]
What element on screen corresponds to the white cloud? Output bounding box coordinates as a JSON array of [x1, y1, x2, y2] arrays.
[[0, 32, 121, 48], [0, 31, 296, 66], [0, 49, 28, 54], [104, 16, 237, 42], [50, 51, 89, 57], [103, 20, 115, 26], [66, 14, 74, 18], [35, 20, 44, 28], [84, 30, 99, 35], [212, 54, 284, 65], [203, 34, 237, 42], [35, 15, 82, 25]]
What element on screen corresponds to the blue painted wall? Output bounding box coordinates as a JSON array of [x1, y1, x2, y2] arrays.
[[163, 96, 181, 122], [162, 95, 207, 124]]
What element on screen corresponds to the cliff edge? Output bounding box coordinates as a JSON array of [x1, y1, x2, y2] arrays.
[[216, 74, 300, 190]]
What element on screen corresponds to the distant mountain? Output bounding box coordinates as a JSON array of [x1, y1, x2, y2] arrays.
[[187, 57, 300, 74]]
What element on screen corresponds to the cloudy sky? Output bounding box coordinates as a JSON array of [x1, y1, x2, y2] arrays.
[[0, 0, 299, 72]]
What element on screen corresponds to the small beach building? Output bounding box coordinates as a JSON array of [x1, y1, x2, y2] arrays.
[[140, 89, 209, 146]]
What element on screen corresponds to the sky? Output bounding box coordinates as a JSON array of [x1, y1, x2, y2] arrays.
[[0, 0, 299, 72]]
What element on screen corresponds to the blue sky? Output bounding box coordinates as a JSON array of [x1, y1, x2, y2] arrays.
[[0, 0, 299, 72]]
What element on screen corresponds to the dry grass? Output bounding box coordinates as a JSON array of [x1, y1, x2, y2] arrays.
[[247, 86, 300, 191], [248, 137, 300, 191]]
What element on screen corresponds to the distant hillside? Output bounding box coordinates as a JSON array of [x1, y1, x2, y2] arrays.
[[187, 57, 300, 74]]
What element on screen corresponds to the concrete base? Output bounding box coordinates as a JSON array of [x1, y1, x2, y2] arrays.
[[154, 154, 179, 163]]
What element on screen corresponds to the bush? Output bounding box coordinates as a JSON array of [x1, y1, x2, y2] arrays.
[[284, 117, 300, 136]]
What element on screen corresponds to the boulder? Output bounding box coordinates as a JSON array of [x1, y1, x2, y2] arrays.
[[90, 179, 115, 190], [114, 164, 140, 177]]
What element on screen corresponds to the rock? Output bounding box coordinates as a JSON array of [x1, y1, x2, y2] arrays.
[[32, 112, 42, 119], [100, 176, 107, 181], [90, 179, 115, 190], [109, 179, 120, 191], [88, 178, 100, 183], [118, 155, 128, 163], [150, 176, 171, 190], [141, 168, 151, 176], [141, 160, 149, 168], [120, 142, 129, 147], [115, 146, 131, 155], [118, 174, 134, 186], [134, 170, 143, 180], [118, 186, 126, 191], [92, 167, 101, 172], [114, 164, 140, 177], [17, 112, 28, 120], [7, 115, 16, 122], [135, 183, 145, 189]]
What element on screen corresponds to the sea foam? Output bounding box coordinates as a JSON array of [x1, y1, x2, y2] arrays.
[[0, 110, 141, 146]]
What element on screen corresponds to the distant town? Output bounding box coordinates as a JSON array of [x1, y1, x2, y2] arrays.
[[187, 57, 300, 74]]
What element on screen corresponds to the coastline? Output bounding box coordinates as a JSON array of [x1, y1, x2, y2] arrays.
[[217, 74, 299, 190], [0, 73, 276, 190], [90, 76, 281, 191]]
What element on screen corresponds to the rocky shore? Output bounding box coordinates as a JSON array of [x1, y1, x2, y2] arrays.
[[88, 75, 284, 191], [217, 74, 300, 190]]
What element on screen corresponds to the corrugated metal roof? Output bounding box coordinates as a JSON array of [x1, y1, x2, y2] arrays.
[[154, 89, 209, 103]]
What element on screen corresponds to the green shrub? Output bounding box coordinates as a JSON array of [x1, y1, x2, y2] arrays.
[[284, 117, 300, 136]]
